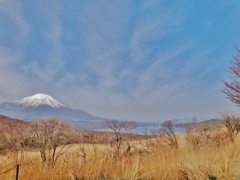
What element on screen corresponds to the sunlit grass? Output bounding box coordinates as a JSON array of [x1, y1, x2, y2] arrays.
[[1, 133, 240, 179]]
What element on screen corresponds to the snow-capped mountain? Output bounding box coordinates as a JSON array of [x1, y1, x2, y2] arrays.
[[16, 93, 67, 108], [0, 94, 107, 127]]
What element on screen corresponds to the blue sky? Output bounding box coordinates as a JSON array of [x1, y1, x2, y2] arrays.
[[0, 0, 240, 122]]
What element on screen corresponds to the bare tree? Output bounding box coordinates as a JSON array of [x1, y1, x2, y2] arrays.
[[103, 119, 136, 158], [30, 118, 75, 166], [222, 45, 240, 105]]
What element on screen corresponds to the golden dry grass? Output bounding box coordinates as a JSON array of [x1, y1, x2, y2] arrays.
[[1, 133, 240, 180]]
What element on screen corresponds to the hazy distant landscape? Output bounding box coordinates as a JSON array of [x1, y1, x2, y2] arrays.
[[0, 93, 239, 179], [1, 111, 240, 179]]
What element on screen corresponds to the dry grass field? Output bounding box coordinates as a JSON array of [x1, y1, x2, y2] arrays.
[[1, 129, 240, 180], [1, 115, 240, 179]]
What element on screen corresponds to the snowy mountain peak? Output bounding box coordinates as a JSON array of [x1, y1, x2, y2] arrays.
[[16, 93, 66, 108]]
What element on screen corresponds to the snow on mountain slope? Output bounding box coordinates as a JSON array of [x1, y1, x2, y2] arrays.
[[15, 93, 67, 108], [0, 93, 108, 128]]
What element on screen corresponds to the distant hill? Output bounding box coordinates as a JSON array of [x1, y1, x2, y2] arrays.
[[0, 114, 29, 129], [174, 118, 223, 128]]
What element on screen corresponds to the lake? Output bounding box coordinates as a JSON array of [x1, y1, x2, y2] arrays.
[[131, 126, 186, 135], [95, 126, 186, 135]]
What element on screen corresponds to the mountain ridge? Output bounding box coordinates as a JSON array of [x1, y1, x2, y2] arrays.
[[0, 94, 108, 128]]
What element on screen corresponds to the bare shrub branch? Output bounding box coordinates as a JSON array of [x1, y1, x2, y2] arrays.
[[221, 112, 240, 143], [152, 120, 179, 148], [103, 119, 136, 158], [30, 118, 75, 166]]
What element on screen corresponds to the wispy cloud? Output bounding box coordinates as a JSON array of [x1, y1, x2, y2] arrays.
[[15, 0, 65, 86], [0, 1, 239, 122], [0, 46, 32, 101], [42, 1, 63, 58], [71, 1, 189, 97], [0, 0, 29, 36]]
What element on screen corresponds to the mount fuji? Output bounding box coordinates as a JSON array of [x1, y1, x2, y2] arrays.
[[0, 93, 107, 128]]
